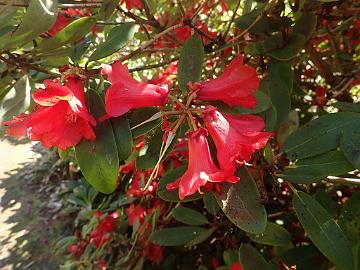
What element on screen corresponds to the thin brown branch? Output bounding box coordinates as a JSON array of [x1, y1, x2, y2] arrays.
[[223, 0, 241, 38], [129, 57, 179, 72]]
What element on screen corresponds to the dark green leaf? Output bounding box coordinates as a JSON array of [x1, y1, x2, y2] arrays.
[[268, 59, 292, 125], [354, 243, 360, 270], [339, 191, 360, 247], [281, 150, 354, 184], [247, 222, 292, 246], [282, 112, 360, 160], [89, 23, 136, 61], [75, 90, 119, 194], [178, 35, 204, 94], [203, 192, 220, 215], [128, 108, 162, 138], [244, 33, 283, 55], [333, 102, 360, 113], [172, 207, 209, 226], [223, 250, 239, 265], [314, 188, 339, 217], [157, 166, 201, 202], [111, 116, 132, 162], [38, 17, 96, 52], [340, 132, 360, 169], [268, 34, 306, 61], [99, 0, 118, 20], [4, 0, 57, 49], [216, 167, 267, 234], [240, 244, 271, 270], [187, 227, 215, 246], [293, 191, 353, 270], [271, 245, 324, 270], [293, 12, 317, 40], [149, 226, 207, 246], [70, 37, 94, 63]]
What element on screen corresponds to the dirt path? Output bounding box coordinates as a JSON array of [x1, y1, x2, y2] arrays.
[[0, 138, 61, 270]]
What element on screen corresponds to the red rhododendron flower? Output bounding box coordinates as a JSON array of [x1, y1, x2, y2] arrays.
[[196, 55, 259, 108], [120, 0, 143, 10], [3, 77, 96, 150], [166, 128, 239, 200], [47, 13, 72, 36], [125, 204, 147, 226], [203, 106, 271, 171], [102, 61, 169, 117], [229, 261, 244, 270], [143, 243, 164, 264]]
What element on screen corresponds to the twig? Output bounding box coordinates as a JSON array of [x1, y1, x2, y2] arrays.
[[0, 55, 58, 75], [129, 56, 179, 72], [223, 0, 241, 38]]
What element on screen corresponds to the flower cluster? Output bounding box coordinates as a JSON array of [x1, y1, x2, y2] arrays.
[[3, 54, 270, 200]]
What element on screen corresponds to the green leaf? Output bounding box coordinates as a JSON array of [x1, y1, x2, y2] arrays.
[[247, 222, 292, 246], [37, 17, 96, 52], [340, 132, 360, 169], [239, 244, 271, 270], [172, 207, 209, 226], [333, 102, 360, 113], [128, 108, 162, 138], [75, 90, 119, 194], [314, 188, 339, 217], [215, 167, 267, 234], [203, 192, 220, 215], [280, 150, 354, 184], [0, 75, 31, 128], [186, 227, 215, 246], [157, 166, 202, 202], [178, 35, 204, 94], [4, 0, 58, 49], [244, 32, 283, 55], [268, 34, 306, 61], [268, 59, 292, 125], [111, 116, 132, 162], [215, 91, 271, 115], [293, 12, 317, 40], [149, 226, 207, 246], [282, 112, 360, 160], [339, 191, 360, 247], [99, 0, 118, 20], [271, 245, 324, 270], [292, 191, 353, 270], [70, 36, 94, 63], [354, 243, 360, 270], [89, 23, 136, 61]]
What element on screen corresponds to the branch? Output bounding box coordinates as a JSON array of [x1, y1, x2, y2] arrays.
[[129, 56, 179, 72]]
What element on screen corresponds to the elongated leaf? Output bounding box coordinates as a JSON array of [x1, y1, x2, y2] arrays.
[[280, 150, 354, 184], [157, 166, 201, 202], [340, 132, 360, 169], [75, 90, 119, 194], [149, 226, 207, 246], [240, 244, 271, 270], [178, 35, 204, 94], [89, 23, 136, 61], [186, 227, 215, 246], [203, 192, 220, 215], [0, 75, 31, 127], [111, 116, 132, 162], [268, 60, 292, 125], [314, 188, 339, 217], [128, 108, 162, 138], [293, 191, 353, 270], [248, 222, 292, 246], [4, 0, 57, 49], [271, 245, 324, 270], [333, 102, 360, 113], [172, 207, 209, 226], [99, 0, 118, 20], [293, 12, 317, 40], [216, 167, 267, 234], [38, 17, 96, 52], [339, 191, 360, 247], [282, 112, 360, 160], [268, 34, 306, 61]]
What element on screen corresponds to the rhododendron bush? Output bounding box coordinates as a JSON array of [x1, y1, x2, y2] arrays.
[[0, 0, 359, 269]]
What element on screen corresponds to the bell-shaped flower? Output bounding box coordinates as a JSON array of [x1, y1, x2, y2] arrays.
[[166, 128, 239, 200], [196, 55, 259, 108], [3, 77, 96, 150], [203, 106, 271, 171], [102, 61, 169, 117]]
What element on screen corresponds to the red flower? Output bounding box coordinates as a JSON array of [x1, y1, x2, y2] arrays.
[[203, 107, 271, 171], [3, 77, 96, 150], [229, 261, 244, 270], [125, 204, 147, 226], [47, 13, 72, 36], [121, 0, 143, 10], [143, 244, 164, 264], [166, 128, 239, 200], [102, 61, 169, 117], [196, 55, 259, 108]]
